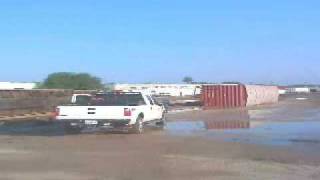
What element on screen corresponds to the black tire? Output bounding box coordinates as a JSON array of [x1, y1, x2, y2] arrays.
[[131, 116, 144, 134], [63, 123, 82, 134], [156, 114, 166, 130]]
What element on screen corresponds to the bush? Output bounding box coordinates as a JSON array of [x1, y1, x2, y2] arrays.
[[183, 76, 193, 84], [40, 72, 104, 90]]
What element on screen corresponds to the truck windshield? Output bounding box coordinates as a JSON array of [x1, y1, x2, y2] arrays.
[[90, 94, 146, 106]]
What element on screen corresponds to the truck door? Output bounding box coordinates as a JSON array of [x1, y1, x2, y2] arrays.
[[140, 95, 152, 121], [144, 95, 156, 121], [150, 96, 163, 119], [146, 95, 163, 120]]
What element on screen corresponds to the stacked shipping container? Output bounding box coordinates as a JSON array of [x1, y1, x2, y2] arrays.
[[0, 90, 96, 116], [201, 84, 279, 109], [245, 85, 279, 106]]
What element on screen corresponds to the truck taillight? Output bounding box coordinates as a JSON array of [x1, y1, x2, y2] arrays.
[[124, 108, 132, 116], [53, 107, 60, 119]]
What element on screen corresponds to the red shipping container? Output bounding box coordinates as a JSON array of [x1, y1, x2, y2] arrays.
[[201, 84, 247, 109]]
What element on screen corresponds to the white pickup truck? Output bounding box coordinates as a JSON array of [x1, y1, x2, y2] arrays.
[[54, 92, 166, 134]]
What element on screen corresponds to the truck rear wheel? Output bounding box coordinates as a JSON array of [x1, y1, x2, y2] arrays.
[[63, 123, 82, 134], [131, 117, 144, 134]]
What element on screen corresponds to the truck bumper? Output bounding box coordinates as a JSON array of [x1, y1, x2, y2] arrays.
[[59, 119, 133, 131]]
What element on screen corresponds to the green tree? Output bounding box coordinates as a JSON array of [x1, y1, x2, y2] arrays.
[[183, 76, 193, 84], [40, 72, 104, 90]]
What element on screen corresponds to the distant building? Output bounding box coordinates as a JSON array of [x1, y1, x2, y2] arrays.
[[278, 87, 287, 95], [0, 82, 36, 90], [310, 87, 320, 92], [113, 84, 203, 96], [287, 87, 311, 94]]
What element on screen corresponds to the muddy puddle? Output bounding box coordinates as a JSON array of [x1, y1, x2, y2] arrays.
[[0, 121, 65, 136], [0, 120, 163, 136], [165, 120, 320, 153], [1, 117, 320, 154]]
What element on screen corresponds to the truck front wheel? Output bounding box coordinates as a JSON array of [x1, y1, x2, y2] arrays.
[[156, 113, 166, 130]]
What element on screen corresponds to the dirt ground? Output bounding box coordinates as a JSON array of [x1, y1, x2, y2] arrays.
[[0, 94, 320, 180]]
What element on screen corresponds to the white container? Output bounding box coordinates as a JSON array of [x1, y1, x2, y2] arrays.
[[245, 85, 279, 106]]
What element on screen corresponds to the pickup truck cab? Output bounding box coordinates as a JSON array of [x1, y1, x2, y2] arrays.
[[55, 92, 166, 134]]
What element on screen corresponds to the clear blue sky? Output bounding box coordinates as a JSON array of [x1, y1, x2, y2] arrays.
[[0, 0, 319, 84]]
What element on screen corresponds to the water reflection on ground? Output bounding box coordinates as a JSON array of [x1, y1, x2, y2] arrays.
[[0, 121, 65, 136], [1, 108, 320, 154], [166, 119, 320, 154], [166, 119, 250, 133]]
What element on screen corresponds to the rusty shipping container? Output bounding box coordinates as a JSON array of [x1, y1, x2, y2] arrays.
[[201, 84, 279, 109], [201, 84, 247, 109], [0, 89, 97, 116]]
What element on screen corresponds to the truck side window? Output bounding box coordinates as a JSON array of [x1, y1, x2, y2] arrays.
[[147, 96, 154, 105], [151, 96, 159, 105]]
